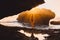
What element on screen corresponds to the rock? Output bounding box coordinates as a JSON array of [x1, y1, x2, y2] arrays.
[[0, 24, 29, 40], [0, 0, 45, 19]]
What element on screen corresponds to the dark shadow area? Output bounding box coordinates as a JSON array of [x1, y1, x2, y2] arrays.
[[0, 24, 29, 40], [46, 30, 60, 40], [0, 24, 60, 40], [0, 0, 45, 19]]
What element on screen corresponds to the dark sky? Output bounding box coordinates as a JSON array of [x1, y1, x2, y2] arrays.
[[0, 0, 45, 19]]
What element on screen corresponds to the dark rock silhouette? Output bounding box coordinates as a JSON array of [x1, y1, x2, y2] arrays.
[[46, 30, 60, 40], [0, 0, 45, 19], [0, 24, 29, 40], [0, 24, 60, 40]]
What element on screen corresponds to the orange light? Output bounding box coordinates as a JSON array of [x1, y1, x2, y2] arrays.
[[17, 6, 55, 27]]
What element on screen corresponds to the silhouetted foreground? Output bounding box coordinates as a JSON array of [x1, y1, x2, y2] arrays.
[[0, 24, 29, 40], [0, 24, 60, 40], [0, 0, 45, 19]]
